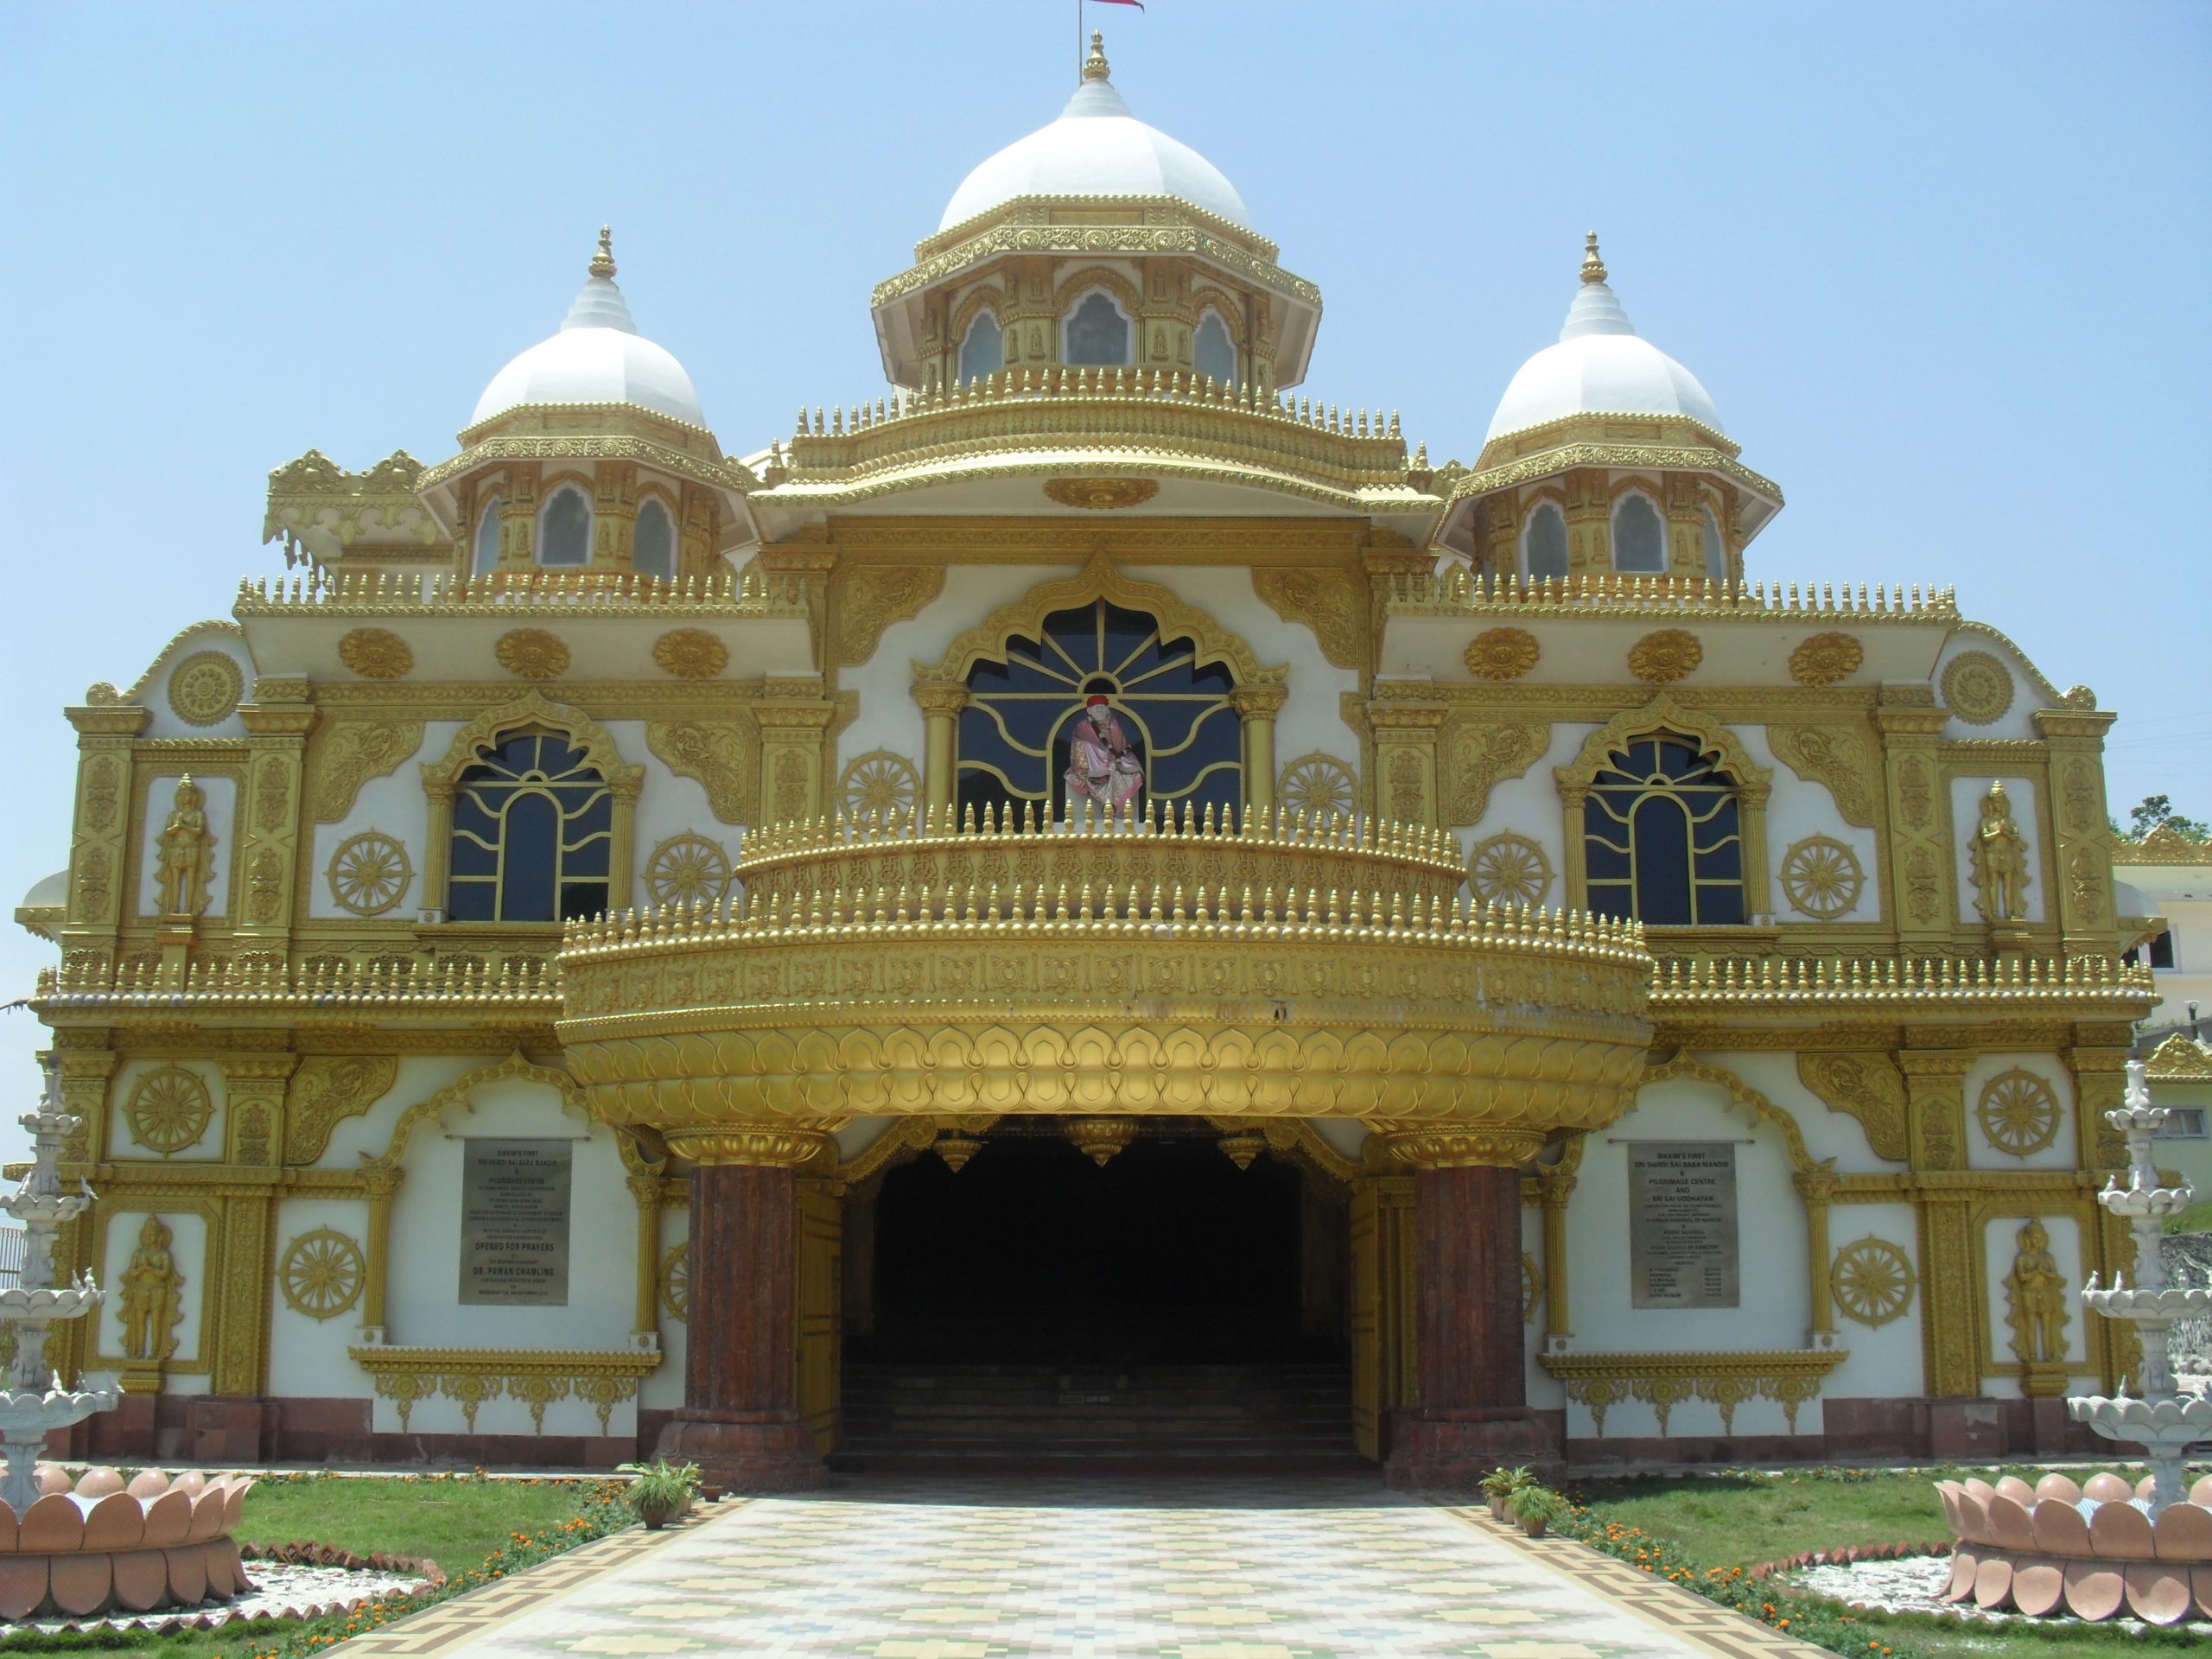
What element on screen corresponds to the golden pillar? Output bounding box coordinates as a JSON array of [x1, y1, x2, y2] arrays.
[[1535, 1150, 1580, 1353], [60, 703, 149, 976], [628, 1172, 664, 1343], [1228, 679, 1287, 819], [1349, 1174, 1417, 1460], [914, 679, 970, 820], [2036, 707, 2121, 955], [234, 690, 316, 950], [360, 1166, 403, 1342], [1794, 1163, 1840, 1347], [1900, 1048, 1980, 1395], [1367, 700, 1446, 829], [1874, 699, 1954, 950], [754, 688, 836, 825]]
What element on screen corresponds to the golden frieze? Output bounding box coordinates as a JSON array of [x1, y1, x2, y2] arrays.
[[1043, 477, 1160, 510], [338, 628, 413, 680]]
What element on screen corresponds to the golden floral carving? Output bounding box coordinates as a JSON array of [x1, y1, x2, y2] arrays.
[[252, 756, 292, 834], [1942, 651, 2013, 724], [1464, 626, 1540, 682], [1467, 832, 1553, 906], [1796, 1052, 1910, 1163], [1627, 629, 1702, 684], [1446, 720, 1548, 824], [1042, 477, 1160, 510], [278, 1227, 365, 1320], [338, 628, 413, 680], [1778, 835, 1865, 919], [644, 833, 733, 908], [1769, 726, 1878, 828], [1897, 753, 1935, 830], [1787, 632, 1864, 687], [327, 830, 412, 916], [1976, 1068, 2061, 1156], [283, 1055, 399, 1165], [167, 651, 244, 726], [496, 628, 570, 681], [646, 721, 757, 824], [1251, 568, 1367, 672], [1831, 1236, 1915, 1327], [126, 1065, 213, 1155], [312, 721, 425, 823], [832, 566, 947, 668], [652, 629, 728, 680]]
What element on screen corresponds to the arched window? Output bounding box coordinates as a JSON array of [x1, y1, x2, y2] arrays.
[[1584, 733, 1747, 925], [1611, 493, 1666, 574], [1193, 310, 1236, 385], [957, 310, 1004, 385], [472, 494, 502, 575], [1063, 290, 1132, 366], [1523, 501, 1569, 580], [537, 485, 593, 567], [633, 498, 677, 582], [448, 728, 613, 922], [957, 599, 1241, 822], [1700, 507, 1728, 582]]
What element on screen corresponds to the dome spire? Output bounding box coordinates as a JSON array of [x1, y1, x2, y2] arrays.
[[1560, 231, 1633, 340], [1083, 30, 1110, 82], [1580, 229, 1607, 284], [589, 224, 617, 280], [561, 225, 638, 335]]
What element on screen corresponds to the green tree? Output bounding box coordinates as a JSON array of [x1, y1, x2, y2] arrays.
[[2120, 793, 2211, 840]]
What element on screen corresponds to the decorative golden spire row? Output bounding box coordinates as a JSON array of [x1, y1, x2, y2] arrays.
[[1580, 230, 1607, 285], [589, 225, 616, 280], [1084, 30, 1110, 81]]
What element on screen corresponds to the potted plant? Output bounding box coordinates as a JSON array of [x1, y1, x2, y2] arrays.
[[1478, 1465, 1534, 1521], [1508, 1484, 1565, 1539], [617, 1458, 701, 1530]]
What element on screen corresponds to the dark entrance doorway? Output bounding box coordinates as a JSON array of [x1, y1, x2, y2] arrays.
[[838, 1124, 1357, 1470]]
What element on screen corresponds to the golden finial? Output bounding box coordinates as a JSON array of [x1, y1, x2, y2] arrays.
[[1580, 230, 1607, 284], [589, 225, 616, 280], [1084, 30, 1110, 81]]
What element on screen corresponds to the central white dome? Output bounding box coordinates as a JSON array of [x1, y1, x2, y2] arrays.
[[938, 44, 1251, 233], [472, 235, 707, 429], [1485, 247, 1723, 443]]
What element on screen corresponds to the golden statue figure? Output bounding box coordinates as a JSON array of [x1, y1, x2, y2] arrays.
[[2003, 1217, 2068, 1365], [118, 1215, 184, 1363], [153, 775, 216, 918], [1968, 781, 2030, 923]]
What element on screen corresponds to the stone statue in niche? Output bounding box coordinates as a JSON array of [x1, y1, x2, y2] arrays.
[[1065, 696, 1143, 817], [2003, 1217, 2068, 1364], [1968, 780, 2031, 923], [153, 775, 217, 918], [118, 1215, 184, 1363]]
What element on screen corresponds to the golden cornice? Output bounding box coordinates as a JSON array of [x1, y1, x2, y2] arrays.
[[233, 563, 805, 620], [452, 402, 724, 455], [1449, 440, 1780, 512], [1649, 953, 2153, 1019], [2145, 1033, 2212, 1079], [2113, 823, 2212, 867], [1474, 409, 1744, 468], [417, 431, 748, 502], [303, 679, 776, 713], [883, 208, 1311, 308], [1540, 1348, 1845, 1382], [1383, 569, 1955, 625]]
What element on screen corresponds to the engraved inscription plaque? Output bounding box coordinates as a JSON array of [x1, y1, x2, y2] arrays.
[[460, 1138, 573, 1306], [1628, 1141, 1739, 1309]]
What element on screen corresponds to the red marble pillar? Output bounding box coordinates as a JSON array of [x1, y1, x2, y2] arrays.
[[655, 1161, 827, 1490], [1386, 1161, 1559, 1489]]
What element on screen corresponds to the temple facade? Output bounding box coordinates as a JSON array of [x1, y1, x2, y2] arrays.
[[16, 39, 2161, 1484]]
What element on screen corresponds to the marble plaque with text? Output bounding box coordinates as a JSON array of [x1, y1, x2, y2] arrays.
[[1627, 1141, 1739, 1309], [459, 1138, 573, 1306]]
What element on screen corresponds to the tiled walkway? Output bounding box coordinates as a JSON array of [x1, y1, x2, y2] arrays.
[[340, 1478, 1832, 1659]]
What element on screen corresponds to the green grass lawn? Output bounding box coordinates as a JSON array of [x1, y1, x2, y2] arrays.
[[0, 1473, 620, 1659], [1565, 1469, 2209, 1659]]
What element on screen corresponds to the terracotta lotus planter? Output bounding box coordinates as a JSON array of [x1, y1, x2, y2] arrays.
[[0, 1464, 254, 1619]]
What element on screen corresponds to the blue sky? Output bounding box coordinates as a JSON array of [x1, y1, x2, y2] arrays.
[[0, 0, 2205, 1108]]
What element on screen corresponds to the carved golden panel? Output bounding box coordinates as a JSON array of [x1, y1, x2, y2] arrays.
[[124, 1065, 213, 1155], [1796, 1052, 1910, 1163], [311, 721, 425, 824], [1042, 477, 1159, 510], [647, 721, 757, 825], [1251, 567, 1366, 671]]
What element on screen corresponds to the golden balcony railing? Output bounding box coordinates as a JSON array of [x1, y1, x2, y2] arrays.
[[1383, 568, 1960, 622], [231, 563, 807, 618], [556, 810, 1655, 1154]]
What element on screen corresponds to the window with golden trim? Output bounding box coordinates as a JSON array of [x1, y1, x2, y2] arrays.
[[448, 728, 613, 922], [1583, 732, 1747, 925]]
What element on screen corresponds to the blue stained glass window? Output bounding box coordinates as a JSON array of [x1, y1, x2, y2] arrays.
[[1584, 733, 1745, 925], [448, 728, 613, 922], [957, 601, 1242, 822]]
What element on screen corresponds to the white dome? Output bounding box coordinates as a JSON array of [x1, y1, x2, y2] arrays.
[[471, 238, 707, 429], [1484, 253, 1723, 443], [939, 45, 1250, 233]]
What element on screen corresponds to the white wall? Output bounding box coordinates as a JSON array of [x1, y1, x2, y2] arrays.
[[1817, 1200, 1926, 1399], [308, 725, 448, 920], [1736, 725, 1883, 924], [267, 1197, 375, 1396], [1716, 1052, 1907, 1174]]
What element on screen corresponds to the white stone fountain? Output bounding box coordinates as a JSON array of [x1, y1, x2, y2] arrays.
[[2070, 1058, 2212, 1513], [0, 1062, 114, 1513]]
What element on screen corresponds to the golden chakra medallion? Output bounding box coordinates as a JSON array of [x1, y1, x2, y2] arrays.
[[1627, 628, 1702, 684], [652, 628, 728, 679], [1788, 631, 1864, 687], [1830, 1236, 1916, 1326], [167, 651, 245, 725], [1464, 626, 1540, 682], [1043, 477, 1160, 511], [338, 627, 413, 680], [495, 628, 570, 680], [1941, 650, 2013, 724]]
